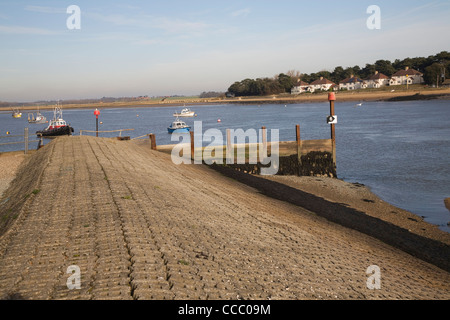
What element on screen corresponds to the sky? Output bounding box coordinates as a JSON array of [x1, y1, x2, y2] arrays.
[[1, 0, 450, 102]]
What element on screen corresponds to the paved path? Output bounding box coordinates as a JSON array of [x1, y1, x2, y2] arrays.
[[0, 136, 449, 300]]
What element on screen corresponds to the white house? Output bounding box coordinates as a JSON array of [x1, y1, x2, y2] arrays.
[[339, 75, 364, 90], [389, 67, 424, 86], [309, 77, 336, 92], [291, 80, 310, 94], [365, 71, 390, 88]]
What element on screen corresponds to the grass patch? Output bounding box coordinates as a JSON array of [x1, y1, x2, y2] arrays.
[[178, 259, 189, 266]]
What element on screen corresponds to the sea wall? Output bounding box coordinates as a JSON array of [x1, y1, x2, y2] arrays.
[[219, 151, 337, 178]]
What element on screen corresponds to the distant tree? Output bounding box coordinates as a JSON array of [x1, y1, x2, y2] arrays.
[[277, 73, 294, 93], [331, 66, 345, 83], [286, 70, 302, 83], [424, 63, 447, 86], [316, 70, 331, 80], [343, 67, 357, 78], [373, 60, 396, 77], [199, 91, 224, 98], [227, 77, 284, 97], [360, 63, 377, 79]]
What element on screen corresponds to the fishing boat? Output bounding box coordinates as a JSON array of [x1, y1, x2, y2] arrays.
[[168, 118, 191, 134], [36, 106, 74, 137], [173, 108, 196, 117], [12, 108, 22, 118], [28, 109, 47, 124]]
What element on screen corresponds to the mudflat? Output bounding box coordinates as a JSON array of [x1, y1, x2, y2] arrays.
[[0, 136, 448, 300]]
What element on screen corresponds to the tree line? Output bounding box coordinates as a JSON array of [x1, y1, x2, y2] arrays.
[[227, 51, 450, 97]]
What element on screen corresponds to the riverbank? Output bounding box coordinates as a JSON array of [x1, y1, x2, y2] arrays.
[[1, 87, 450, 112], [0, 136, 449, 300]]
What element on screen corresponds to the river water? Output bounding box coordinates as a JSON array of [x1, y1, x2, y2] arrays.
[[1, 100, 449, 232]]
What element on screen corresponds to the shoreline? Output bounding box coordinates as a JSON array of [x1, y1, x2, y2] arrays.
[[1, 88, 450, 112]]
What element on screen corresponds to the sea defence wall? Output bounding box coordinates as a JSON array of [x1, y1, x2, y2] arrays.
[[223, 140, 336, 178], [153, 125, 337, 178]]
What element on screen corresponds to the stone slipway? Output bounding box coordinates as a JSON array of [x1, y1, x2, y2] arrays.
[[0, 136, 449, 300]]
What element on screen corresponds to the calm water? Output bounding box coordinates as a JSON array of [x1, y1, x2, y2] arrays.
[[1, 100, 449, 232]]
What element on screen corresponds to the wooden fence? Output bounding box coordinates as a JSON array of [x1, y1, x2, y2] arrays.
[[0, 128, 41, 154]]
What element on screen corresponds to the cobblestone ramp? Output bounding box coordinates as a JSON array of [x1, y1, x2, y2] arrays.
[[0, 136, 449, 300]]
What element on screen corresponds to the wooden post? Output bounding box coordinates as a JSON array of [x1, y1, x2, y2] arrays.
[[328, 93, 337, 170], [261, 126, 267, 162], [24, 127, 28, 155], [149, 134, 157, 150], [37, 134, 44, 149], [296, 125, 302, 173], [190, 130, 195, 161], [226, 129, 232, 164]]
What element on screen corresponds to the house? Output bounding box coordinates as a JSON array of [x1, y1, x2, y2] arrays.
[[365, 71, 390, 88], [309, 77, 336, 92], [291, 80, 310, 94], [339, 75, 364, 90], [389, 67, 424, 86]]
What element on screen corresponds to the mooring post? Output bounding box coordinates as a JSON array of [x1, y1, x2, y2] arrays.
[[261, 126, 267, 162], [328, 93, 337, 169], [190, 130, 195, 161], [37, 134, 44, 149], [24, 127, 29, 154], [226, 129, 233, 164], [94, 109, 100, 137], [149, 133, 157, 150], [296, 124, 302, 172]]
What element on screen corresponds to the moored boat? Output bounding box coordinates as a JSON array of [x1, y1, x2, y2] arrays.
[[36, 106, 74, 137], [173, 108, 196, 117], [168, 118, 191, 134], [12, 108, 22, 118], [28, 110, 47, 124]]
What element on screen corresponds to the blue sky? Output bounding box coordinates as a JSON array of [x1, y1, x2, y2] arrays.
[[1, 0, 450, 102]]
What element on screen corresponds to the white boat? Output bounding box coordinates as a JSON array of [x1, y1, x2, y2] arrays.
[[168, 118, 191, 134], [173, 108, 196, 117], [28, 109, 47, 124]]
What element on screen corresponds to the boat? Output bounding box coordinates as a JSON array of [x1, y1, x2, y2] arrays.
[[168, 118, 191, 134], [12, 108, 22, 118], [173, 108, 196, 117], [28, 109, 47, 124], [36, 106, 74, 137]]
